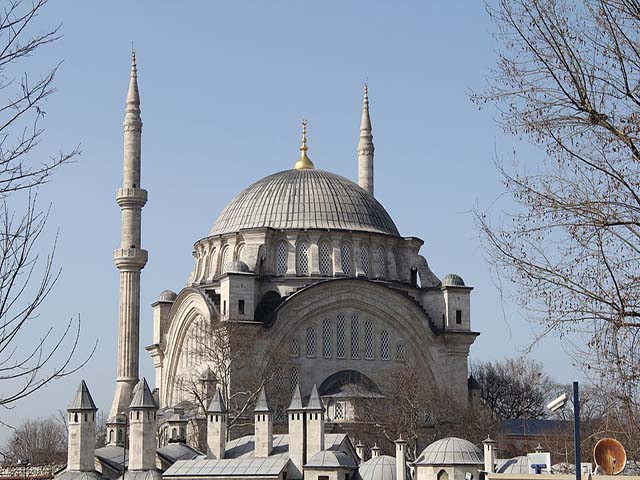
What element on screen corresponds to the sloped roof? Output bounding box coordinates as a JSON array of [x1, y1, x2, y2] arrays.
[[69, 380, 97, 411], [288, 384, 304, 411], [207, 388, 226, 413], [254, 386, 272, 413], [306, 384, 323, 411], [306, 450, 357, 469], [129, 378, 158, 409]]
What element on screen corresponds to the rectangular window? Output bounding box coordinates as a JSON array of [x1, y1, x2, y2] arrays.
[[238, 299, 245, 315], [223, 300, 227, 316], [319, 476, 329, 480], [456, 310, 462, 324]]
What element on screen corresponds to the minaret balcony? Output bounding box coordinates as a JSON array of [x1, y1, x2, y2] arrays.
[[114, 248, 148, 269], [116, 187, 148, 208]]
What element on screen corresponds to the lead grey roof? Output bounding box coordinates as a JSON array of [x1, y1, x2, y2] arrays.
[[56, 471, 108, 480], [288, 384, 304, 411], [207, 388, 226, 413], [306, 384, 323, 411], [69, 380, 97, 411], [210, 169, 400, 237], [254, 386, 272, 413], [305, 450, 357, 469], [357, 455, 397, 480], [129, 378, 158, 410], [442, 273, 465, 287], [117, 471, 163, 480], [163, 433, 351, 478], [414, 437, 483, 466], [496, 456, 529, 474]]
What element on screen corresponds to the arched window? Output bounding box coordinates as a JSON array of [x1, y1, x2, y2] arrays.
[[360, 244, 370, 276], [220, 246, 231, 274], [306, 326, 316, 357], [334, 402, 344, 420], [380, 330, 390, 360], [109, 430, 113, 443], [393, 248, 402, 278], [236, 243, 245, 262], [322, 319, 332, 358], [171, 428, 177, 440], [296, 241, 309, 275], [319, 241, 332, 276], [341, 243, 352, 275], [336, 314, 346, 359], [375, 246, 387, 277], [364, 320, 374, 359], [396, 342, 406, 361], [437, 470, 449, 480], [290, 367, 299, 393], [290, 337, 300, 357], [276, 241, 288, 275], [205, 247, 216, 280], [350, 314, 360, 359]]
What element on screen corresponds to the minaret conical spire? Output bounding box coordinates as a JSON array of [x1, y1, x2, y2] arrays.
[[357, 83, 375, 195], [109, 51, 148, 430]]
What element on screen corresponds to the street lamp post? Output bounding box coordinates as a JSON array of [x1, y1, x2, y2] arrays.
[[547, 381, 581, 480]]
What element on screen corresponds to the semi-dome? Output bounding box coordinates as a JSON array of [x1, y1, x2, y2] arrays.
[[415, 437, 483, 466], [442, 273, 465, 287], [210, 169, 399, 237], [357, 455, 397, 480]]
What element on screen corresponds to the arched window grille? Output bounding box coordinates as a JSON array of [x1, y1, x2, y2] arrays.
[[375, 246, 387, 277], [350, 314, 360, 359], [322, 318, 332, 358], [319, 241, 332, 276], [276, 241, 288, 275], [206, 247, 216, 279], [334, 402, 344, 420], [220, 246, 231, 274], [341, 243, 352, 275], [290, 367, 299, 393], [306, 326, 316, 357], [396, 342, 406, 361], [336, 314, 346, 359], [360, 244, 370, 276], [297, 241, 309, 276], [290, 337, 300, 357], [381, 330, 390, 360], [364, 320, 374, 359]]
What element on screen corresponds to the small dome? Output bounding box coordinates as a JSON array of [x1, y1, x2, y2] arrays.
[[415, 437, 483, 466], [305, 450, 357, 469], [442, 273, 465, 287], [157, 289, 178, 302], [357, 455, 397, 480], [496, 456, 529, 474], [227, 260, 251, 273]]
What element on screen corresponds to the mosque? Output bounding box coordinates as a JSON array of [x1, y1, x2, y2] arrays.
[[103, 49, 480, 443]]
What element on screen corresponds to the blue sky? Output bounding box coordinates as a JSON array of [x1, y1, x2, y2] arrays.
[[1, 1, 581, 437]]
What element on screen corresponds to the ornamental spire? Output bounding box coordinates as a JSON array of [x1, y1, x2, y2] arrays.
[[357, 83, 374, 195], [294, 119, 315, 170], [125, 50, 141, 119]]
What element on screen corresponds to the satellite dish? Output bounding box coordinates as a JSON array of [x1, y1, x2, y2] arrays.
[[593, 438, 626, 475]]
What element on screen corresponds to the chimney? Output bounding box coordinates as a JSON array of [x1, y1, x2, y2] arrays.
[[128, 378, 158, 471], [305, 385, 325, 460], [207, 387, 227, 459], [483, 435, 496, 474], [254, 386, 273, 458], [356, 441, 366, 464], [395, 436, 407, 480], [287, 384, 306, 479], [67, 381, 97, 471], [371, 444, 382, 458]]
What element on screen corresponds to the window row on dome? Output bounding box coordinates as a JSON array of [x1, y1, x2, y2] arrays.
[[274, 239, 396, 278], [290, 316, 406, 362]]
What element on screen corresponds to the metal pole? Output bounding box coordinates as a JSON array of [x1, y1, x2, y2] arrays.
[[573, 381, 581, 480]]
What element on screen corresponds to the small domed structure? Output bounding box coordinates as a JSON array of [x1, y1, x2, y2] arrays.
[[227, 260, 251, 273], [415, 437, 483, 465], [157, 289, 178, 303], [441, 274, 465, 287], [496, 456, 529, 474], [357, 455, 397, 480]]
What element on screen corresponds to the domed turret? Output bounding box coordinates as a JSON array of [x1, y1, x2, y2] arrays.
[[157, 289, 178, 303], [442, 273, 465, 287]]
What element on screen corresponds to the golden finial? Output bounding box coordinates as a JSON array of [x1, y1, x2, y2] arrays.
[[294, 119, 315, 170]]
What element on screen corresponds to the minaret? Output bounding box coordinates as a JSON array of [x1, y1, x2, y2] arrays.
[[110, 50, 148, 420], [357, 84, 374, 195], [66, 380, 98, 472]]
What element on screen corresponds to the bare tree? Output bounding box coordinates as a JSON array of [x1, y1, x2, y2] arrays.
[[471, 357, 553, 420], [3, 416, 66, 464], [0, 0, 89, 414], [472, 0, 640, 413]]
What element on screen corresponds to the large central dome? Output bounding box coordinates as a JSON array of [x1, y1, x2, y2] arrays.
[[210, 169, 399, 236]]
